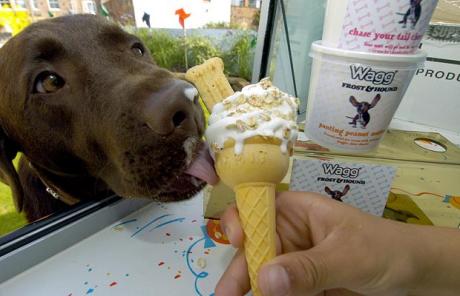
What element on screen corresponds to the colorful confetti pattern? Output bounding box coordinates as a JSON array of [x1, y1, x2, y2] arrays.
[[0, 194, 236, 296]]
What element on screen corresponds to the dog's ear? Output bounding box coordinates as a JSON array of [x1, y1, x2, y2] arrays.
[[349, 96, 359, 107], [369, 94, 381, 109], [342, 185, 350, 196], [324, 186, 332, 195], [0, 127, 23, 212]]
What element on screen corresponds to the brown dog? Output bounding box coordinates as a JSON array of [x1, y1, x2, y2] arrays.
[[0, 15, 218, 222]]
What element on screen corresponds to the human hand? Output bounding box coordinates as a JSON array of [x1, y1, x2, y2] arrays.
[[215, 191, 422, 296]]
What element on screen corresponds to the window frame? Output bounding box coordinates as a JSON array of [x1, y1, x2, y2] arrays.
[[0, 196, 150, 282], [47, 0, 60, 10], [83, 0, 96, 14], [13, 0, 27, 9], [31, 0, 39, 10]]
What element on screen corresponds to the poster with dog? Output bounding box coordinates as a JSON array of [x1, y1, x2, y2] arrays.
[[289, 158, 396, 216]]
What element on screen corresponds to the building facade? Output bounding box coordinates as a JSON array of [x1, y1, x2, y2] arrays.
[[1, 0, 97, 20], [101, 0, 134, 27], [230, 0, 261, 30], [1, 0, 97, 46]]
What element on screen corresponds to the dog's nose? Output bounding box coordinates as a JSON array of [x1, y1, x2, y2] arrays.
[[143, 80, 201, 135]]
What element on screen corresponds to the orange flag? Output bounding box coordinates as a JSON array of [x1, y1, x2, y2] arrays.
[[175, 8, 191, 29]]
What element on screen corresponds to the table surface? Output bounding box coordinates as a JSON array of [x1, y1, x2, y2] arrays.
[[1, 120, 459, 295], [0, 194, 237, 296]]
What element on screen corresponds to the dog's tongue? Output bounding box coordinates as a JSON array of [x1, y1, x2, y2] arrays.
[[185, 144, 219, 186]]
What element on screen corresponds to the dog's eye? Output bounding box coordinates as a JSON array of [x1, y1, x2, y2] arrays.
[[131, 43, 144, 56], [34, 72, 65, 94]]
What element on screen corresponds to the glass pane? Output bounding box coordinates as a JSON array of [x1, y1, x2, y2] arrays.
[[0, 0, 261, 248], [265, 0, 325, 121], [15, 0, 26, 8]]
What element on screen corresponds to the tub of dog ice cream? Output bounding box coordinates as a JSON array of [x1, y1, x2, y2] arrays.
[[322, 0, 438, 54], [305, 41, 426, 152]]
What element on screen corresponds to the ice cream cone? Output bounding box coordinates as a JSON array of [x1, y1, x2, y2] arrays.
[[215, 137, 291, 296], [203, 76, 299, 296]]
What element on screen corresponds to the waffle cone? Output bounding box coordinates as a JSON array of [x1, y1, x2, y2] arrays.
[[235, 182, 276, 296], [215, 136, 291, 296]]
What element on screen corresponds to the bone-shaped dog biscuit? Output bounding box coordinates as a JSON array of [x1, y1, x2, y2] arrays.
[[185, 57, 234, 111]]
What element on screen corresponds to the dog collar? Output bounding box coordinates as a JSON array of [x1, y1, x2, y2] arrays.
[[28, 162, 81, 206], [40, 176, 81, 206]]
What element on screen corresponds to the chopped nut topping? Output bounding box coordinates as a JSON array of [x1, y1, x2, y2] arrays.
[[259, 78, 272, 89], [259, 112, 271, 121], [246, 117, 258, 128], [235, 95, 246, 105], [248, 95, 263, 107], [236, 120, 247, 132], [236, 106, 247, 114]]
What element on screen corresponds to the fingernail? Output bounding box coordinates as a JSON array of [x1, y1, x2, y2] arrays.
[[260, 265, 290, 296], [223, 225, 231, 239]]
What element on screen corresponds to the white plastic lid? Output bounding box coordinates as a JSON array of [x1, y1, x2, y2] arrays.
[[310, 41, 427, 68]]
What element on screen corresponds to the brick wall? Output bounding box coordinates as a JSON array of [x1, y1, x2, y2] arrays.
[[102, 0, 134, 27], [230, 6, 259, 30]]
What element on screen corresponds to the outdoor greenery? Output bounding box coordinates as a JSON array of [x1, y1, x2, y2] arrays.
[[221, 31, 256, 83], [0, 157, 27, 236], [135, 28, 256, 81], [185, 35, 222, 69], [137, 29, 184, 72], [202, 22, 242, 29]]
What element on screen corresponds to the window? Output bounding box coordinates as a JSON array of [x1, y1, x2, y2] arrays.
[[84, 0, 96, 14], [48, 0, 59, 10], [15, 0, 27, 9], [248, 0, 259, 8], [0, 0, 11, 8], [231, 0, 243, 7], [68, 0, 74, 13], [31, 0, 39, 10]]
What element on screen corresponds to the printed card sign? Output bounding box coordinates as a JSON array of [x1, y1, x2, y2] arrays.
[[289, 158, 396, 216]]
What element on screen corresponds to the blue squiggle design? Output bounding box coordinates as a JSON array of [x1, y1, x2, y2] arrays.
[[113, 219, 137, 228], [152, 218, 186, 230], [131, 214, 171, 237], [184, 225, 217, 296], [186, 237, 208, 296]]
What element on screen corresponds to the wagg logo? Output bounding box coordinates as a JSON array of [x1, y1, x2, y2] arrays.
[[322, 163, 361, 179], [350, 65, 397, 85]]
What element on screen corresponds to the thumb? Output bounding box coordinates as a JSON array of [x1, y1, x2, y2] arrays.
[[257, 248, 338, 296]]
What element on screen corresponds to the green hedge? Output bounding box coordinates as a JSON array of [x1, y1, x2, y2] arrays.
[[135, 29, 256, 81]]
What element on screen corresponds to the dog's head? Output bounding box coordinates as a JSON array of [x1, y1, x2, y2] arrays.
[[324, 185, 350, 201], [349, 94, 381, 114], [0, 15, 218, 210]]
